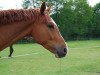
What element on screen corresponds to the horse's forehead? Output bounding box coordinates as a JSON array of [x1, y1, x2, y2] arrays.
[[45, 14, 57, 26]]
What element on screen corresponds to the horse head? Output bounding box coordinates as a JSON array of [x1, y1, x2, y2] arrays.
[[31, 2, 68, 58]]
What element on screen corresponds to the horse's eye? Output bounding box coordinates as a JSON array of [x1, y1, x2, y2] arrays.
[[48, 24, 54, 29]]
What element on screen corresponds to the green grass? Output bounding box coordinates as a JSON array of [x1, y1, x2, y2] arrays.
[[0, 40, 100, 75]]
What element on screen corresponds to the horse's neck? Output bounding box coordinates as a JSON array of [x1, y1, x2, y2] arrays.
[[0, 21, 33, 51]]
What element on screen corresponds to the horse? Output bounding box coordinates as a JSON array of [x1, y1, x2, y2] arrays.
[[8, 45, 13, 57], [0, 2, 67, 58]]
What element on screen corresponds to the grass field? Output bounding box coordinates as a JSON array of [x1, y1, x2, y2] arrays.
[[0, 40, 100, 75]]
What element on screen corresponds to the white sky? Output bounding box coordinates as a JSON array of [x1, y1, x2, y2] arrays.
[[88, 0, 100, 6], [0, 0, 23, 9], [0, 0, 100, 9]]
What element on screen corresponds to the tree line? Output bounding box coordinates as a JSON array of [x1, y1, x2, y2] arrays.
[[22, 0, 100, 40]]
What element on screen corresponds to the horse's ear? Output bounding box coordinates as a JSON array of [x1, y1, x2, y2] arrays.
[[40, 2, 46, 15], [47, 5, 52, 13]]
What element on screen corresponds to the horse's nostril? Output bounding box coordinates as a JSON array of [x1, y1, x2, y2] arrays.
[[64, 48, 67, 53], [56, 48, 67, 58]]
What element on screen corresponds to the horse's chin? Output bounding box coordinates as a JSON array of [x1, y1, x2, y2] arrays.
[[55, 53, 63, 58], [55, 53, 59, 58], [54, 51, 67, 58]]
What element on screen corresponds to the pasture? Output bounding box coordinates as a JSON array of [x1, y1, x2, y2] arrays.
[[0, 40, 100, 75]]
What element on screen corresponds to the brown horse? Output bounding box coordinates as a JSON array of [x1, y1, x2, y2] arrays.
[[0, 2, 67, 58], [8, 45, 14, 57]]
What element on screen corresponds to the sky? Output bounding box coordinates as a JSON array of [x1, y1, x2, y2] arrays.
[[88, 0, 100, 6], [0, 0, 23, 9], [0, 0, 100, 9]]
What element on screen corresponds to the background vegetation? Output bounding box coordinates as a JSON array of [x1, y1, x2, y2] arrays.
[[22, 0, 100, 41]]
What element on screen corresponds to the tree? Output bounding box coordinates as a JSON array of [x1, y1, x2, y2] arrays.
[[22, 0, 42, 9], [57, 0, 93, 40], [55, 0, 75, 40], [92, 2, 100, 38], [73, 0, 93, 39]]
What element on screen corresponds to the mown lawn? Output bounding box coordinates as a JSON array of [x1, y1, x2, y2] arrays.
[[0, 40, 100, 75]]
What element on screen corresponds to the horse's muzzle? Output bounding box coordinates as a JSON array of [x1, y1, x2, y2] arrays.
[[55, 47, 67, 58]]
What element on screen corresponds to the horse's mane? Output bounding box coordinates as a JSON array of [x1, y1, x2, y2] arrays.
[[0, 9, 39, 25]]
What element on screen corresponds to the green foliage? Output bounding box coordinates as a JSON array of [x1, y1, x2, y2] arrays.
[[22, 0, 42, 8], [54, 0, 94, 40], [92, 2, 100, 37], [22, 0, 31, 9]]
